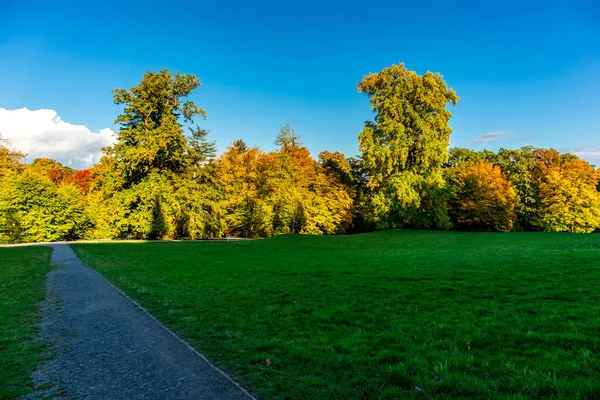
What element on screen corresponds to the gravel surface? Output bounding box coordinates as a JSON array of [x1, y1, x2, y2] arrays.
[[29, 244, 256, 400]]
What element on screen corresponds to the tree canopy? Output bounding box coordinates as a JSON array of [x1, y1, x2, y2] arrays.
[[448, 161, 517, 232], [358, 62, 459, 187], [1, 65, 599, 244], [356, 63, 459, 229], [109, 69, 206, 188]]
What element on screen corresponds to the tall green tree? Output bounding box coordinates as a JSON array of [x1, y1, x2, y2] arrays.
[[357, 63, 458, 228], [109, 69, 206, 188], [492, 147, 540, 230], [90, 69, 212, 240], [187, 126, 216, 168], [358, 62, 459, 187]]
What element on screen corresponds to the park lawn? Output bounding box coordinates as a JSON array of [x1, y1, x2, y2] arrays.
[[0, 246, 53, 400], [73, 231, 600, 399]]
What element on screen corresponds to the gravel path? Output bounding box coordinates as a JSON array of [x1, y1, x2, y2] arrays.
[[31, 244, 256, 400]]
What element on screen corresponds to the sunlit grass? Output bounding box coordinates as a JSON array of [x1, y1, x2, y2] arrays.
[[73, 231, 600, 399], [0, 246, 53, 400]]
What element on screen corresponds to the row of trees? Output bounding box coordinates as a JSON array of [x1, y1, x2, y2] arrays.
[[1, 65, 599, 243], [444, 147, 600, 233]]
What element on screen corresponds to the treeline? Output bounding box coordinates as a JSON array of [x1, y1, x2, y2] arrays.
[[1, 65, 599, 243]]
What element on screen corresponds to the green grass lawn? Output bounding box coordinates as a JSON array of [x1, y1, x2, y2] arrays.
[[73, 231, 600, 399], [0, 246, 53, 400]]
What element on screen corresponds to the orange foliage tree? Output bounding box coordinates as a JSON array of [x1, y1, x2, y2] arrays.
[[66, 169, 93, 193], [448, 161, 517, 232]]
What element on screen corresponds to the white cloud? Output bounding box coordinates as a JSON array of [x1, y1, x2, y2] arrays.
[[563, 143, 600, 167], [0, 108, 116, 169], [469, 130, 512, 144]]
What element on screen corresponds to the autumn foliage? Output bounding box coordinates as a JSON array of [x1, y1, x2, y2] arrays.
[[1, 65, 599, 243], [537, 159, 600, 233], [448, 161, 517, 232]]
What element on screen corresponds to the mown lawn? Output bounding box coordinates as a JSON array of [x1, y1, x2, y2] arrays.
[[0, 246, 53, 400], [73, 231, 600, 399]]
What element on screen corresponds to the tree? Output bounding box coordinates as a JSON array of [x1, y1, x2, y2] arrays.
[[66, 169, 93, 194], [174, 171, 226, 239], [150, 195, 168, 239], [448, 147, 542, 231], [446, 147, 486, 168], [90, 171, 182, 240], [271, 128, 353, 234], [88, 69, 213, 240], [344, 155, 375, 232], [212, 126, 354, 237], [537, 159, 600, 233], [319, 150, 352, 186], [0, 172, 91, 243], [216, 144, 271, 238], [0, 134, 25, 177], [187, 126, 216, 169], [26, 158, 74, 184], [275, 123, 302, 150], [357, 63, 458, 229], [491, 147, 540, 230], [532, 148, 565, 181], [448, 161, 517, 232], [358, 62, 459, 188], [109, 69, 206, 188], [231, 139, 248, 153]]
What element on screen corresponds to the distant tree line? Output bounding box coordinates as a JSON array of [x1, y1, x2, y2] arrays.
[[1, 65, 599, 243]]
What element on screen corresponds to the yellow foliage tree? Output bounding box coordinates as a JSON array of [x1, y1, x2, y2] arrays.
[[0, 134, 25, 177], [538, 159, 600, 233], [213, 127, 354, 237]]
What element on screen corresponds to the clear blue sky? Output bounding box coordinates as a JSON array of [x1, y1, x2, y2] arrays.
[[1, 0, 598, 160]]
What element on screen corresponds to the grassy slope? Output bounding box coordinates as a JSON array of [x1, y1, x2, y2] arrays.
[[0, 246, 53, 400], [74, 231, 600, 399]]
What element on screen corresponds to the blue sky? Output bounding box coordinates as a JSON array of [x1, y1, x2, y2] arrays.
[[0, 0, 598, 167]]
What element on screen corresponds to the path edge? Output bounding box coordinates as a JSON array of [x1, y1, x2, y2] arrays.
[[63, 244, 258, 400]]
